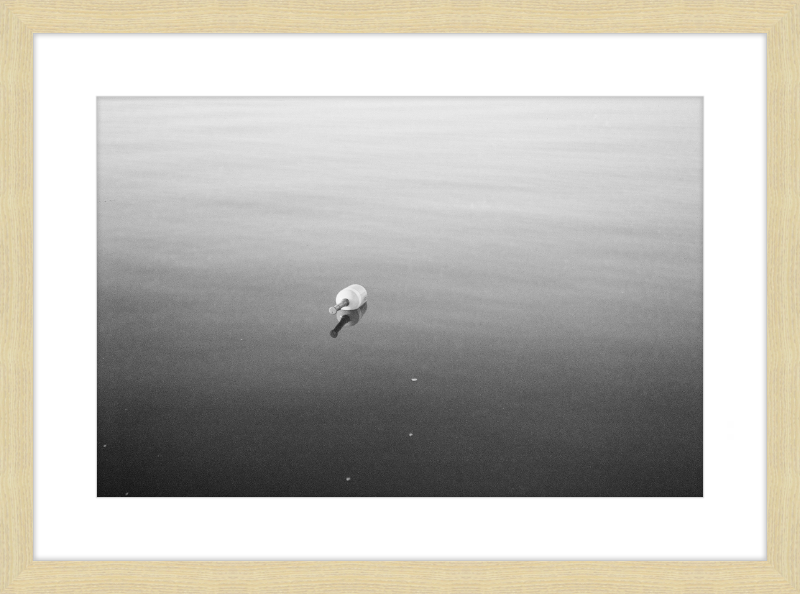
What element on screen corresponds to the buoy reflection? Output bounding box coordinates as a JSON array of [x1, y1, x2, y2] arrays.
[[330, 302, 368, 338]]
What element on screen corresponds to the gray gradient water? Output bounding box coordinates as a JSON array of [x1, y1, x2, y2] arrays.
[[98, 97, 702, 497]]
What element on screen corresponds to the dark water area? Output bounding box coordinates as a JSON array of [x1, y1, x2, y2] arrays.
[[97, 98, 702, 497]]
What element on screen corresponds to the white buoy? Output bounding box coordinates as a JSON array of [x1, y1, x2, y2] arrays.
[[329, 284, 367, 314]]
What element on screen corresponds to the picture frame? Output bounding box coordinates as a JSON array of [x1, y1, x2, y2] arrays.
[[1, 2, 796, 592]]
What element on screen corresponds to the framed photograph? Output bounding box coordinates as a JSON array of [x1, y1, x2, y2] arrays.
[[2, 2, 796, 593]]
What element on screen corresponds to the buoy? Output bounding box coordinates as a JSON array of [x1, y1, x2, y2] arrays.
[[329, 284, 367, 314]]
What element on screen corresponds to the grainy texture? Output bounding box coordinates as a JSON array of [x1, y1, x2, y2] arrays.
[[1, 0, 798, 592]]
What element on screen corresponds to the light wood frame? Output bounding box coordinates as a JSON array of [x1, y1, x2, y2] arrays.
[[1, 1, 797, 592]]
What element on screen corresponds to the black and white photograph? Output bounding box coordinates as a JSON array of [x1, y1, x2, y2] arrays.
[[97, 97, 702, 497]]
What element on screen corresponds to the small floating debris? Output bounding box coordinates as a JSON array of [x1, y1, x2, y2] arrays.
[[103, 444, 107, 448], [411, 378, 417, 382], [409, 433, 413, 437], [124, 492, 129, 496], [346, 477, 351, 482], [329, 284, 367, 314]]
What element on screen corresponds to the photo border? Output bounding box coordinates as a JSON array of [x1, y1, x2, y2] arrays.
[[2, 2, 798, 592]]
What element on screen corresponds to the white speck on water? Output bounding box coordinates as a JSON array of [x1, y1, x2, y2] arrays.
[[346, 477, 351, 482], [409, 433, 413, 437], [411, 378, 417, 382], [103, 444, 107, 448], [124, 492, 129, 496]]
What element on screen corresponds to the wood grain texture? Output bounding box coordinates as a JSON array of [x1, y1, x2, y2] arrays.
[[0, 2, 33, 593], [1, 0, 798, 592], [1, 562, 800, 594], [768, 3, 800, 591], [2, 0, 800, 32]]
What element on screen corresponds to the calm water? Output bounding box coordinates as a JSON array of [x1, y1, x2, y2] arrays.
[[97, 98, 702, 496]]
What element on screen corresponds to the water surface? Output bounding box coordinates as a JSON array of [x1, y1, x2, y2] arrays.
[[98, 98, 702, 496]]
